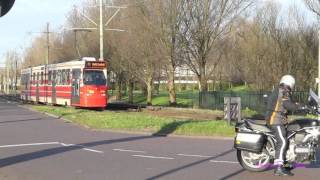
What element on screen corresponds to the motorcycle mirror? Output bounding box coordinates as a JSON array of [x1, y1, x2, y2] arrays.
[[0, 0, 15, 17], [308, 90, 320, 108], [309, 96, 318, 107]]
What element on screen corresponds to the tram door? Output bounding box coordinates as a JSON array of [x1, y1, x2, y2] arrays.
[[36, 72, 39, 103], [71, 69, 81, 105], [52, 70, 57, 104]]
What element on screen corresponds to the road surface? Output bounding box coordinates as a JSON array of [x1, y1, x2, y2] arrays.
[[0, 96, 319, 180]]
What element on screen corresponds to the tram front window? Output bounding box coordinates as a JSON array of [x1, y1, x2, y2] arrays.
[[83, 70, 106, 86]]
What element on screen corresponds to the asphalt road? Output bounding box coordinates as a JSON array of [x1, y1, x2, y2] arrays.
[[0, 97, 320, 180]]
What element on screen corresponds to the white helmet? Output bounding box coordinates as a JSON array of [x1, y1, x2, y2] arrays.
[[279, 75, 295, 90]]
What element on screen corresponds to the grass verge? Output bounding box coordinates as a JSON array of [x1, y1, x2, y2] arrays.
[[30, 105, 235, 137], [120, 90, 198, 107]]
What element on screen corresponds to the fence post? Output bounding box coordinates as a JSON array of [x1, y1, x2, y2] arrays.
[[227, 97, 231, 125], [199, 91, 202, 108]]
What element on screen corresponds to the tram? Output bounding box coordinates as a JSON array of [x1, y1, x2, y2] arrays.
[[20, 57, 108, 108]]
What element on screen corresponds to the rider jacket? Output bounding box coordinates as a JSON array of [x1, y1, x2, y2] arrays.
[[265, 86, 300, 126]]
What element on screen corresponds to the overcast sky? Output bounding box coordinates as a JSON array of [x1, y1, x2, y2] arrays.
[[0, 0, 316, 65]]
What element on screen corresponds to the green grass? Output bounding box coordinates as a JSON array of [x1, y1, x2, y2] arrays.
[[242, 107, 261, 118], [117, 86, 254, 107], [31, 105, 235, 137], [122, 90, 198, 107], [227, 85, 253, 93]]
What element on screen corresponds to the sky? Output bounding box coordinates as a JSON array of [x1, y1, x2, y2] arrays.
[[0, 0, 80, 65], [0, 0, 317, 65]]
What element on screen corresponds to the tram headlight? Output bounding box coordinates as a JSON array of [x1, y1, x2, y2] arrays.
[[87, 90, 95, 94]]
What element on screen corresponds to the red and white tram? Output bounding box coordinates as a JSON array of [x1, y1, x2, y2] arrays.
[[20, 57, 108, 108]]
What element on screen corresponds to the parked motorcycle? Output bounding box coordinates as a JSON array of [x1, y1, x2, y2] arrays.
[[234, 89, 320, 172]]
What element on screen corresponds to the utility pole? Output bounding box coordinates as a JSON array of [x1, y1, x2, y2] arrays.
[[71, 1, 126, 62], [45, 22, 50, 103], [14, 56, 17, 94], [318, 30, 320, 120], [6, 62, 9, 94], [46, 22, 50, 65], [28, 22, 52, 103], [100, 0, 104, 61], [28, 22, 52, 65]]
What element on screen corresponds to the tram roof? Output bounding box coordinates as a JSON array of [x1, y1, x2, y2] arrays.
[[21, 57, 104, 74]]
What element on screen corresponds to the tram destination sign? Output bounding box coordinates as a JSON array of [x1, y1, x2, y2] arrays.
[[85, 61, 107, 69]]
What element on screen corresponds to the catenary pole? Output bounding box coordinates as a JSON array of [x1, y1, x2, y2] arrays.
[[318, 30, 320, 120], [100, 0, 104, 61], [46, 22, 50, 65]]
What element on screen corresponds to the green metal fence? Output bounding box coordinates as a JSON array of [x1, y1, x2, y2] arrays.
[[198, 91, 309, 113]]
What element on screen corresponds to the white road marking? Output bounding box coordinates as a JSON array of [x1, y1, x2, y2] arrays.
[[82, 148, 104, 154], [210, 160, 239, 164], [0, 142, 103, 154], [60, 143, 75, 147], [132, 155, 174, 160], [113, 148, 146, 153], [0, 142, 60, 148], [177, 153, 212, 158], [60, 143, 104, 154]]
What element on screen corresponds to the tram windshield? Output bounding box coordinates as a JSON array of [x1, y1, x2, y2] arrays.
[[83, 70, 106, 86]]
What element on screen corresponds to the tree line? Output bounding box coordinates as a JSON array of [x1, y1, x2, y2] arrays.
[[4, 0, 320, 105]]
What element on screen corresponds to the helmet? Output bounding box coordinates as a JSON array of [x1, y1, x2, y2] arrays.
[[279, 75, 295, 90]]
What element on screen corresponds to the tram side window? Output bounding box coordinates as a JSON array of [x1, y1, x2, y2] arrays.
[[57, 70, 62, 85], [62, 70, 66, 85], [24, 74, 27, 86], [55, 70, 59, 85], [56, 70, 60, 85], [33, 73, 35, 85], [40, 72, 44, 85], [66, 69, 70, 85], [52, 70, 55, 85], [37, 73, 40, 85], [21, 74, 25, 86], [48, 71, 52, 85], [60, 70, 63, 85]]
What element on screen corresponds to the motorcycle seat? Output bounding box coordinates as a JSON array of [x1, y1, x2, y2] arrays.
[[245, 119, 272, 133]]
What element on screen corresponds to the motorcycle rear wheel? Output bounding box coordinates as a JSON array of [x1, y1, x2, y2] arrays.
[[237, 141, 274, 172]]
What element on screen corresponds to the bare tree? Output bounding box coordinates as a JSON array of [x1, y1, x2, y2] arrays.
[[181, 0, 253, 92], [153, 0, 185, 106], [4, 50, 21, 93], [305, 0, 320, 17]]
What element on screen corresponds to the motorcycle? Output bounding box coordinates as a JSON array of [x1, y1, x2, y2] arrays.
[[234, 89, 320, 172]]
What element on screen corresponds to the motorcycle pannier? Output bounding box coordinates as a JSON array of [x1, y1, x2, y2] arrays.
[[234, 132, 266, 153]]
